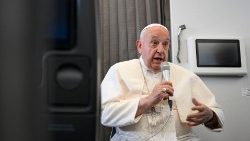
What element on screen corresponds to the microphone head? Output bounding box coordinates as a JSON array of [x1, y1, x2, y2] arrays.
[[161, 62, 170, 71]]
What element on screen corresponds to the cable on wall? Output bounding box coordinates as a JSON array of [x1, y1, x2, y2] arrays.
[[176, 24, 186, 63]]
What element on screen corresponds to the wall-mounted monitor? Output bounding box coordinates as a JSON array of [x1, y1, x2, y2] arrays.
[[187, 37, 247, 76], [44, 0, 76, 50]]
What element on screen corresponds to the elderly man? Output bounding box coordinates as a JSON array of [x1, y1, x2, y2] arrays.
[[101, 23, 224, 141]]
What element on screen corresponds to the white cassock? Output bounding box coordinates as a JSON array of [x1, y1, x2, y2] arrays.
[[101, 58, 224, 141]]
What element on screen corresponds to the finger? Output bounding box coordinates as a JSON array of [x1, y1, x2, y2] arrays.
[[191, 105, 204, 112], [187, 113, 198, 120], [192, 98, 202, 106], [162, 93, 169, 100], [165, 87, 174, 96], [187, 121, 200, 126], [160, 91, 172, 101], [186, 116, 203, 123], [163, 84, 174, 93], [186, 116, 204, 126], [161, 81, 173, 86], [160, 86, 174, 95], [186, 111, 204, 119]]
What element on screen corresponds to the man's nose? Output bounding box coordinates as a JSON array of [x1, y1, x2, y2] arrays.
[[156, 44, 165, 53]]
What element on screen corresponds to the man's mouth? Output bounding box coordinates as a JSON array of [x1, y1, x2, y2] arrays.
[[153, 57, 164, 62]]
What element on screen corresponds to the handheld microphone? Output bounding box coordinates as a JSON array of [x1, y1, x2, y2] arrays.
[[161, 62, 173, 111]]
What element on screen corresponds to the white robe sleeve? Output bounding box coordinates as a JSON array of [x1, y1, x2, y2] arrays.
[[191, 75, 224, 131], [170, 63, 224, 131], [101, 64, 143, 127]]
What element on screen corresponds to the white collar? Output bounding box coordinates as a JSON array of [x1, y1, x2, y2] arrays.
[[139, 56, 150, 72]]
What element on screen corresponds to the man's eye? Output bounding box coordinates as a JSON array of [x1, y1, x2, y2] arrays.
[[163, 41, 170, 48], [152, 41, 159, 45]]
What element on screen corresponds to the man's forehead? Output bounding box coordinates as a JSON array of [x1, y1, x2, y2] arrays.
[[150, 35, 169, 41]]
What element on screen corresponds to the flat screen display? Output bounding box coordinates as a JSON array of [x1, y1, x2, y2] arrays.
[[45, 0, 76, 49], [196, 39, 241, 67]]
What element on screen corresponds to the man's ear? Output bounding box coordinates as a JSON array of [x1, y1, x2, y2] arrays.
[[136, 40, 142, 54]]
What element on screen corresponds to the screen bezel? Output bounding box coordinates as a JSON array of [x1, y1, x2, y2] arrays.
[[195, 39, 241, 67], [187, 37, 247, 76]]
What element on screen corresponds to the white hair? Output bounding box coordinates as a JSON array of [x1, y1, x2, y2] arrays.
[[140, 23, 168, 40]]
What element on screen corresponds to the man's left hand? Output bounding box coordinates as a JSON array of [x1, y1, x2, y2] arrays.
[[186, 98, 214, 126]]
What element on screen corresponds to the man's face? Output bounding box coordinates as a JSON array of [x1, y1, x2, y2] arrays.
[[137, 26, 170, 72]]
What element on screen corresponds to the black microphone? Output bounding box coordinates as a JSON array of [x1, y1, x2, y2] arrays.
[[161, 62, 173, 111]]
